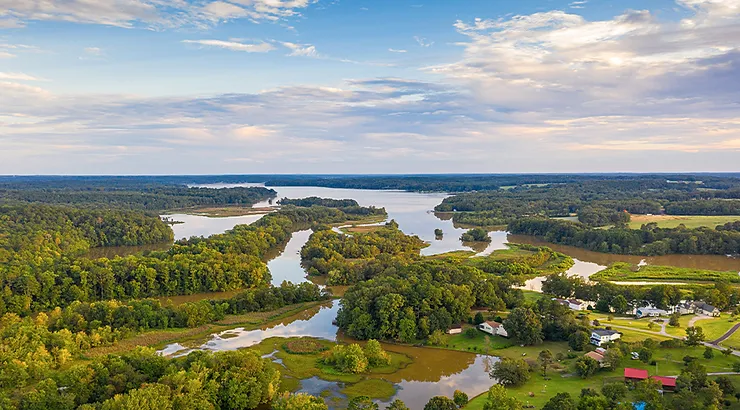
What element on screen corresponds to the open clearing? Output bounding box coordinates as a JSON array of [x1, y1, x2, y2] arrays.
[[628, 214, 740, 229]]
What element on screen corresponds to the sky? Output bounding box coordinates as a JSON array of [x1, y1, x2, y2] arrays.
[[0, 0, 739, 174]]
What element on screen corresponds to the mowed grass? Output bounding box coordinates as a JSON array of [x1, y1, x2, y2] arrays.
[[691, 314, 738, 341], [464, 345, 740, 409], [629, 214, 740, 229], [591, 262, 740, 284]]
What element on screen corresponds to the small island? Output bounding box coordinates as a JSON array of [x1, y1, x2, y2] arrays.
[[460, 227, 491, 242]]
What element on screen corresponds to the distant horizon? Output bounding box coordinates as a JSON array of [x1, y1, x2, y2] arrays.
[[2, 172, 740, 177]]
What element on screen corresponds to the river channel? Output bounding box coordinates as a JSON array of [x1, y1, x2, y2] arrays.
[[151, 184, 740, 408]]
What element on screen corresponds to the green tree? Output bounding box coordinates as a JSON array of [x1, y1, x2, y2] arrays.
[[272, 393, 328, 410], [610, 295, 628, 315], [424, 396, 457, 410], [100, 384, 174, 410], [685, 326, 705, 346], [428, 329, 446, 346], [568, 331, 590, 351], [542, 393, 576, 410], [482, 385, 522, 410], [348, 396, 378, 410], [574, 356, 600, 378], [668, 312, 680, 327], [474, 312, 485, 325], [601, 382, 628, 407], [490, 358, 530, 387], [703, 346, 714, 359], [364, 340, 390, 367], [577, 395, 609, 410], [387, 400, 410, 410], [602, 349, 623, 369], [503, 307, 543, 346], [453, 390, 469, 407], [538, 350, 554, 377], [715, 376, 736, 396], [465, 327, 478, 339], [638, 348, 653, 364]]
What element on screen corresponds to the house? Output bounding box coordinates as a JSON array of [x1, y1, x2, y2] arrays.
[[591, 329, 621, 346], [670, 300, 721, 317], [694, 302, 720, 317], [584, 351, 607, 367], [447, 324, 462, 335], [651, 376, 677, 392], [478, 321, 509, 337], [553, 298, 590, 311], [635, 306, 669, 319], [624, 368, 648, 382]]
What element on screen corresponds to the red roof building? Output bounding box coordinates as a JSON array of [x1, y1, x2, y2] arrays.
[[624, 368, 649, 381], [651, 376, 677, 391]]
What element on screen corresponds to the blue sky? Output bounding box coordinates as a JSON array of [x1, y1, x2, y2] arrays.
[[1, 0, 739, 174]]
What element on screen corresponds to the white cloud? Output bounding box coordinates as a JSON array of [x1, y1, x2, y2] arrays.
[[569, 1, 588, 9], [414, 36, 434, 47], [182, 39, 275, 53], [281, 41, 318, 57], [0, 72, 42, 81], [0, 51, 14, 58], [0, 0, 317, 29], [389, 48, 407, 53], [84, 47, 104, 56]]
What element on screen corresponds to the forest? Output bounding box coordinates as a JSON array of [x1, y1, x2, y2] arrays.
[[0, 182, 276, 211], [0, 205, 385, 316], [508, 217, 740, 255]]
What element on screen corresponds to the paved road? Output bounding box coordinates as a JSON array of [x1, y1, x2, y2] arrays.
[[599, 322, 740, 357], [711, 322, 740, 345]]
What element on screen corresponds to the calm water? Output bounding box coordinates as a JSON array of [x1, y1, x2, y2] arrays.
[[160, 301, 495, 410], [162, 212, 269, 240]]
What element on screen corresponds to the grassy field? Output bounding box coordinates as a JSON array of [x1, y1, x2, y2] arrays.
[[665, 314, 698, 337], [591, 262, 740, 284], [691, 314, 738, 341], [247, 336, 412, 399], [629, 214, 740, 229], [464, 344, 740, 409]]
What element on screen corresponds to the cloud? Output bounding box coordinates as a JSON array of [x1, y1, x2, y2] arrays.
[[0, 0, 317, 29], [84, 47, 104, 56], [414, 36, 434, 47], [182, 39, 275, 53], [0, 51, 13, 58], [389, 48, 407, 53], [281, 41, 318, 57], [0, 72, 42, 81], [569, 1, 588, 9]]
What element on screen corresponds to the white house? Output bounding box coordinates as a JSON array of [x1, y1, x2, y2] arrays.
[[447, 324, 462, 335], [635, 306, 669, 319], [671, 301, 695, 315], [694, 302, 720, 317], [478, 321, 509, 338], [553, 298, 591, 311], [590, 329, 621, 346]]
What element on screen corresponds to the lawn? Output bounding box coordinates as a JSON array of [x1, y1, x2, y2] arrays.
[[665, 314, 697, 337], [591, 262, 740, 284], [464, 345, 740, 409], [628, 214, 740, 229], [691, 314, 738, 341]]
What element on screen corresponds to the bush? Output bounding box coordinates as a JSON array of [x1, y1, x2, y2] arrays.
[[283, 339, 328, 355], [464, 328, 478, 339]]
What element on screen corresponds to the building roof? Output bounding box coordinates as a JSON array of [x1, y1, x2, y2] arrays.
[[624, 368, 649, 380], [485, 321, 502, 328], [567, 299, 584, 305], [637, 307, 668, 313], [593, 329, 619, 336], [696, 302, 717, 311], [651, 376, 677, 388], [585, 351, 604, 361], [450, 324, 462, 329]]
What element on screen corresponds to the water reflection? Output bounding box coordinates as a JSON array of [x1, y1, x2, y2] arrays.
[[267, 229, 313, 286], [192, 183, 485, 256], [162, 213, 269, 240], [159, 302, 338, 355]]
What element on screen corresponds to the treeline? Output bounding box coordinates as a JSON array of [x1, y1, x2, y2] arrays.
[[0, 184, 276, 211], [301, 221, 426, 285], [437, 178, 740, 227], [4, 174, 740, 193], [0, 282, 327, 391], [278, 197, 359, 208], [1, 205, 385, 315], [508, 217, 740, 255], [467, 244, 574, 277], [336, 259, 525, 341], [7, 347, 279, 410], [0, 204, 173, 256]]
